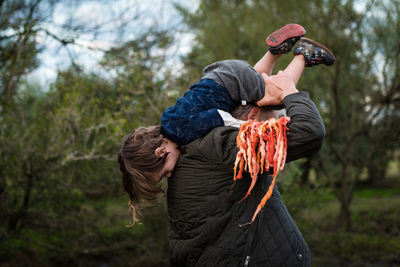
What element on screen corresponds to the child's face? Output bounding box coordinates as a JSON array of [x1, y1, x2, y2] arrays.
[[149, 139, 180, 183]]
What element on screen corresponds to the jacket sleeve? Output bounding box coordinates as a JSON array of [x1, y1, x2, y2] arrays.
[[283, 91, 326, 162], [202, 60, 265, 103]]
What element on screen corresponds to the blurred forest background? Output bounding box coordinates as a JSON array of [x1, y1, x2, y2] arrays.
[[1, 0, 399, 266]]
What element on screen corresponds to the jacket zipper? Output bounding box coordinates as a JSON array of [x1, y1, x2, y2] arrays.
[[244, 255, 251, 267], [243, 210, 262, 267]]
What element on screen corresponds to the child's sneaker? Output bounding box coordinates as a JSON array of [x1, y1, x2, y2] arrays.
[[294, 37, 336, 67], [266, 24, 306, 55]]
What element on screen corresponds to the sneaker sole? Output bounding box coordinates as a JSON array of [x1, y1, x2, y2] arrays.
[[300, 37, 336, 62], [266, 24, 306, 47]]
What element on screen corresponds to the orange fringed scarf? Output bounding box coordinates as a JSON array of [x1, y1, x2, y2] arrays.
[[233, 116, 290, 223]]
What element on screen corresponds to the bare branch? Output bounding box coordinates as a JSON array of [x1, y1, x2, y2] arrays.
[[41, 28, 74, 46], [325, 138, 346, 164], [143, 88, 163, 117], [61, 152, 115, 166]]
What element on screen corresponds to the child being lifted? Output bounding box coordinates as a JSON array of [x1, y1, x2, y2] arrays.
[[118, 24, 335, 223]]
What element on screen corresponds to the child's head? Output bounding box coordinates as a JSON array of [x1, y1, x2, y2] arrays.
[[231, 104, 283, 121], [118, 125, 180, 225]]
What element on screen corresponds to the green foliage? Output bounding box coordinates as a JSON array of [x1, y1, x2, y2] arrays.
[[100, 30, 178, 126], [0, 6, 177, 263], [0, 64, 172, 265], [1, 0, 399, 266], [291, 190, 400, 265], [0, 197, 170, 267], [0, 0, 52, 103], [0, 69, 121, 232], [177, 0, 400, 229]]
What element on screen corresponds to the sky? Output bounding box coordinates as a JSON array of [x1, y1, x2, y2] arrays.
[[30, 0, 199, 89]]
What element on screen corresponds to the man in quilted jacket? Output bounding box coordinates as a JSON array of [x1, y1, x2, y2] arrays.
[[167, 69, 325, 266]]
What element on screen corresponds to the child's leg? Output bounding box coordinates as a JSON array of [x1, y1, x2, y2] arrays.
[[254, 52, 280, 75], [280, 55, 305, 85]]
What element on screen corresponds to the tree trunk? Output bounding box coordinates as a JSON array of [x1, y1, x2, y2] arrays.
[[300, 157, 312, 187], [0, 167, 4, 199], [368, 153, 388, 187], [337, 197, 352, 230], [8, 173, 33, 232], [368, 164, 387, 187], [336, 165, 352, 230]]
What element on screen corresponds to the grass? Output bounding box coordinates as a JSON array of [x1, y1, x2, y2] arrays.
[[284, 187, 400, 266], [0, 196, 170, 267], [1, 185, 399, 266]]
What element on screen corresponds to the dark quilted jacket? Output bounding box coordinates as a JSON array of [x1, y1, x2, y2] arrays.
[[167, 92, 325, 267]]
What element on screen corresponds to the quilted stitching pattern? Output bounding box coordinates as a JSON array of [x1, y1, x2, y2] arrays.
[[168, 165, 310, 266], [168, 90, 324, 266], [168, 116, 321, 266], [236, 174, 309, 267]]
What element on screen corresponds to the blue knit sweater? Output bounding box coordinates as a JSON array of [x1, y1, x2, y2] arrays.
[[161, 79, 237, 145]]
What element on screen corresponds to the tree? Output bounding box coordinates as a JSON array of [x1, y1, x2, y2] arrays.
[[100, 29, 178, 126], [315, 0, 400, 229], [0, 1, 177, 264], [364, 0, 400, 187], [0, 0, 147, 233], [0, 0, 49, 103], [176, 0, 400, 230]]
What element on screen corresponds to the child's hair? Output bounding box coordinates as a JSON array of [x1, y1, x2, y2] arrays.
[[118, 125, 167, 226], [231, 104, 285, 120], [231, 105, 257, 120]]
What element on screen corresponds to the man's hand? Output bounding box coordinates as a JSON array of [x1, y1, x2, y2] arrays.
[[256, 71, 299, 106]]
